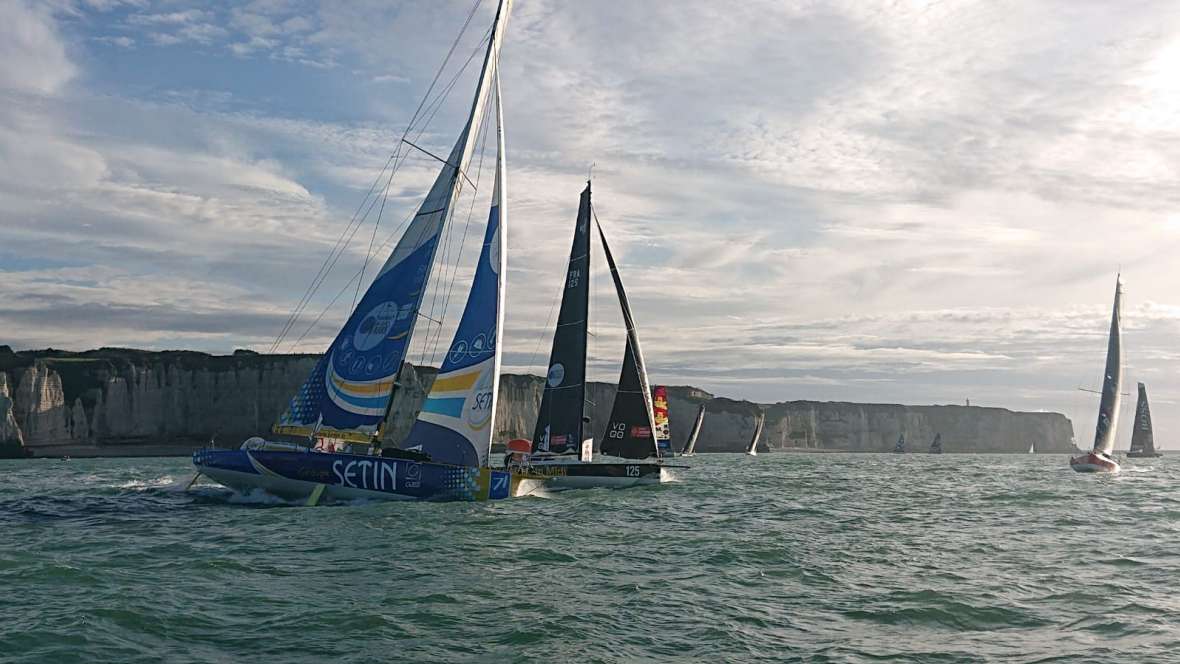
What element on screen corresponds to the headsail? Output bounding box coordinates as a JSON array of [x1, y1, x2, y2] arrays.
[[653, 386, 671, 455], [274, 0, 511, 444], [402, 73, 507, 467], [1092, 275, 1123, 455], [746, 413, 765, 455], [680, 404, 706, 455], [1130, 382, 1155, 455], [531, 184, 592, 455], [598, 216, 659, 460]]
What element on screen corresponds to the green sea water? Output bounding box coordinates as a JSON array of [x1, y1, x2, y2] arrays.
[[1, 453, 1177, 663]]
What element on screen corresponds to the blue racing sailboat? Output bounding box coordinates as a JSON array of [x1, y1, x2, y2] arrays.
[[193, 0, 542, 503]]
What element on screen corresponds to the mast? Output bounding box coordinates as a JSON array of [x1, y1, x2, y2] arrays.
[[273, 0, 511, 446], [1130, 382, 1154, 455], [1092, 275, 1123, 455], [597, 215, 660, 460], [401, 69, 508, 467], [531, 184, 592, 455], [680, 404, 706, 455]]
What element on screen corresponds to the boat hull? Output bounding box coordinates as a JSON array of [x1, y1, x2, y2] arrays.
[[1069, 451, 1121, 473], [526, 460, 667, 491], [193, 449, 543, 502], [1126, 451, 1163, 458]]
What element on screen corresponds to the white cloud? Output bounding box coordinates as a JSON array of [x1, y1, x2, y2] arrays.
[[0, 0, 76, 95]]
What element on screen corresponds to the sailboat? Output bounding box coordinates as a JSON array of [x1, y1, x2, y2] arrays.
[[653, 385, 672, 456], [679, 403, 707, 457], [745, 412, 765, 456], [1127, 382, 1162, 458], [1028, 441, 1035, 454], [522, 182, 673, 490], [893, 433, 906, 454], [1070, 275, 1124, 473], [193, 0, 544, 503], [929, 433, 943, 454]]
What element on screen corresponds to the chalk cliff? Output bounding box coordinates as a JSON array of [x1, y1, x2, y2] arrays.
[[0, 348, 1075, 455]]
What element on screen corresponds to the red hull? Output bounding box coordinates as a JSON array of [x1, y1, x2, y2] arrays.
[[1069, 451, 1120, 473]]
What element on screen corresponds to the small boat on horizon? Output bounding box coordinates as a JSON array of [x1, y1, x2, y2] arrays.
[[746, 412, 765, 456], [1127, 382, 1162, 458], [1070, 275, 1123, 473], [929, 433, 942, 454], [893, 433, 906, 454]]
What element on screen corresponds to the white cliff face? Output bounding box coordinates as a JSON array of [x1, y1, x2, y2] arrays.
[[1, 352, 1076, 454], [0, 372, 24, 447]]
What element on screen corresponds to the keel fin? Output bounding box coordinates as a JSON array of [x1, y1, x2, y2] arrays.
[[306, 483, 326, 506]]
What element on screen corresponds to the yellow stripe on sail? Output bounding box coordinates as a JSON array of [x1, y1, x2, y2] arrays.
[[430, 371, 480, 393], [330, 375, 396, 396]]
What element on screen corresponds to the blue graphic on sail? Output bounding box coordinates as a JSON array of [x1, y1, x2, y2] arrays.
[[274, 3, 506, 443], [404, 80, 506, 467]]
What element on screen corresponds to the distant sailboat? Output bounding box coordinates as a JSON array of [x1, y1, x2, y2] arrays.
[[1127, 382, 1162, 458], [893, 433, 906, 454], [192, 0, 543, 502], [929, 433, 942, 454], [746, 413, 765, 456], [1028, 441, 1035, 454], [679, 404, 707, 457], [1070, 275, 1123, 473], [524, 182, 672, 489]]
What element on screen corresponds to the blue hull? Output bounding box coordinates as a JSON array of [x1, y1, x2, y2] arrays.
[[193, 448, 528, 502]]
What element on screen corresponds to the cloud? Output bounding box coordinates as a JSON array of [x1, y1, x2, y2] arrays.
[[0, 0, 76, 95], [5, 0, 1180, 446]]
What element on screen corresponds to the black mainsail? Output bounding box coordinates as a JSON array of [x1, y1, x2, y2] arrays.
[[597, 216, 659, 460], [531, 184, 592, 455], [680, 404, 707, 456], [1128, 382, 1160, 457], [1092, 276, 1124, 456], [746, 413, 764, 456]]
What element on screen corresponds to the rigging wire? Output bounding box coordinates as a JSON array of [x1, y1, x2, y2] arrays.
[[267, 0, 487, 353]]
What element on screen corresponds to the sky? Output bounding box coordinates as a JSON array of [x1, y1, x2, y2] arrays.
[[3, 0, 1180, 449]]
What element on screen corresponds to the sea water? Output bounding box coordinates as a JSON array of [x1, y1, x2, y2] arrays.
[[1, 453, 1177, 663]]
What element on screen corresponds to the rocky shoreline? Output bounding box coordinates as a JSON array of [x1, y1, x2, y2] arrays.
[[0, 346, 1076, 457]]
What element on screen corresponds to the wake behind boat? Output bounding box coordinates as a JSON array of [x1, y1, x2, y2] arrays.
[[194, 0, 546, 503], [1070, 275, 1123, 474]]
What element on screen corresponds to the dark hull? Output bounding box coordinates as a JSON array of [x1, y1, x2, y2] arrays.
[[193, 448, 540, 502], [527, 460, 667, 490], [1126, 451, 1163, 458]]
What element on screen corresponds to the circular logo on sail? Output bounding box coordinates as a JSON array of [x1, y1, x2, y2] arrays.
[[353, 301, 398, 352], [547, 363, 565, 387], [465, 368, 495, 430]]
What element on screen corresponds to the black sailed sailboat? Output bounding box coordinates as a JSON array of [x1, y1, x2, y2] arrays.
[[746, 412, 765, 456], [525, 182, 671, 489], [1071, 275, 1124, 473], [1127, 382, 1162, 458], [929, 433, 943, 454], [680, 404, 707, 456], [893, 433, 906, 454]]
